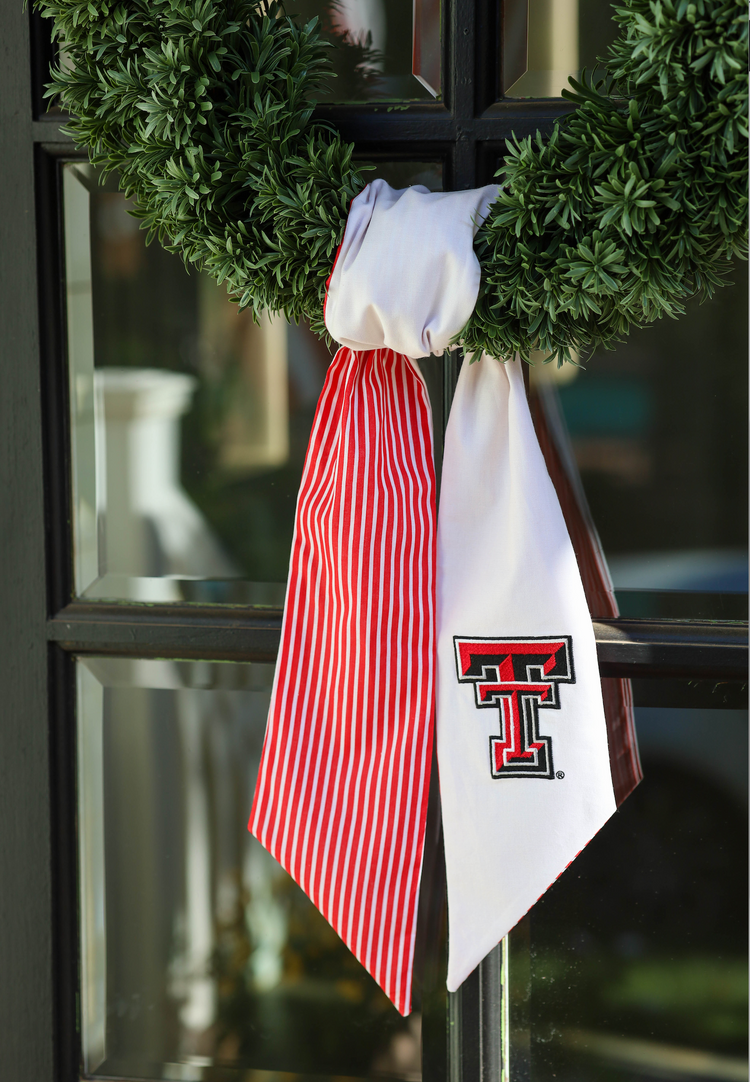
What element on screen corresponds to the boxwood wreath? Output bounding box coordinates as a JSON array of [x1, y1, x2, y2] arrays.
[[37, 0, 747, 365]]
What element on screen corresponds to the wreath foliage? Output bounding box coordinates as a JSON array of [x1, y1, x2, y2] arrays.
[[37, 0, 747, 362]]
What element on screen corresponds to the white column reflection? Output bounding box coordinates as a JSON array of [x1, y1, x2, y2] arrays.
[[77, 659, 286, 1071], [77, 664, 107, 1073], [76, 657, 421, 1077], [95, 368, 237, 597], [63, 164, 293, 603]]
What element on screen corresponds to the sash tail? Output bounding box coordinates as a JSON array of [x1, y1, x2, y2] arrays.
[[528, 381, 642, 805], [437, 354, 618, 992], [249, 345, 437, 1016]]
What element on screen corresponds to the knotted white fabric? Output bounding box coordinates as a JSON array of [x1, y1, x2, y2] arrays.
[[251, 178, 618, 1012], [325, 178, 499, 357]]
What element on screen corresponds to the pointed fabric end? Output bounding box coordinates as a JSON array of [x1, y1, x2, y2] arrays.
[[437, 353, 618, 991], [250, 811, 417, 1015], [249, 346, 436, 1017], [249, 808, 418, 1016], [443, 811, 617, 993]]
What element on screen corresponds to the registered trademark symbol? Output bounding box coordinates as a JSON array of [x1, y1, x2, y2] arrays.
[[556, 771, 565, 779]]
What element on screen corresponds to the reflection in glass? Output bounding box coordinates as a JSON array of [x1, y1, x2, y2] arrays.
[[529, 260, 748, 607], [76, 657, 424, 1080], [64, 161, 443, 604], [413, 0, 442, 98], [504, 0, 619, 98], [292, 0, 437, 101], [518, 706, 748, 1080], [370, 160, 443, 192], [64, 163, 311, 604], [613, 591, 748, 622]]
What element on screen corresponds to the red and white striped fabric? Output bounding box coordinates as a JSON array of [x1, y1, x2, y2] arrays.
[[248, 345, 436, 1015], [250, 179, 496, 1013]]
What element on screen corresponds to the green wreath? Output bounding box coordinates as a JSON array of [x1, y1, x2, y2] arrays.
[[37, 0, 747, 363]]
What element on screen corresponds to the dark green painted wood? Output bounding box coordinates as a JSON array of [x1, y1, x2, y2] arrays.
[[31, 119, 74, 145], [0, 7, 55, 1080], [592, 618, 748, 679], [46, 604, 748, 679], [48, 602, 284, 662]]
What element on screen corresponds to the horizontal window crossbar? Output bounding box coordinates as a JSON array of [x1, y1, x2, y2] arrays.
[[33, 103, 573, 151], [47, 603, 748, 679]]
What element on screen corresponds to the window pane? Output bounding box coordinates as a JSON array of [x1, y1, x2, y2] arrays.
[[292, 0, 439, 102], [369, 160, 443, 192], [77, 656, 425, 1080], [520, 704, 748, 1079], [63, 161, 442, 604], [530, 260, 748, 615], [503, 0, 618, 99]]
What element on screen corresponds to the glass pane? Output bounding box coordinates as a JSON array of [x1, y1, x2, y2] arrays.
[[371, 160, 443, 192], [530, 259, 748, 616], [292, 0, 438, 102], [520, 704, 748, 1079], [504, 0, 618, 99], [77, 656, 426, 1080], [63, 161, 442, 604]]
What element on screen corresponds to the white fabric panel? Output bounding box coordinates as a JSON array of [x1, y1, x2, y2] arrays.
[[325, 179, 498, 358], [436, 353, 616, 992]]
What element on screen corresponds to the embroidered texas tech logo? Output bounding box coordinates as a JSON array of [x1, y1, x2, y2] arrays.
[[454, 637, 575, 779]]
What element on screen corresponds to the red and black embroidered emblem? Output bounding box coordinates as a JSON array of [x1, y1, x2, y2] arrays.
[[453, 637, 575, 779]]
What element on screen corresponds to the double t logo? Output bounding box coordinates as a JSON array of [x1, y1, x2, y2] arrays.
[[453, 637, 575, 779]]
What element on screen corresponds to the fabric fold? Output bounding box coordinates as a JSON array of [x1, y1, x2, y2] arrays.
[[529, 382, 642, 805], [325, 179, 499, 358]]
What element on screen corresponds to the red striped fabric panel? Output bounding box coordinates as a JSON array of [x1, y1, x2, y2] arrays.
[[249, 346, 436, 1016]]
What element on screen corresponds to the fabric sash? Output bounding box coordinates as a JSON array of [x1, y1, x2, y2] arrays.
[[250, 179, 639, 1013], [248, 345, 436, 1015], [250, 179, 497, 1012], [437, 353, 618, 991]]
